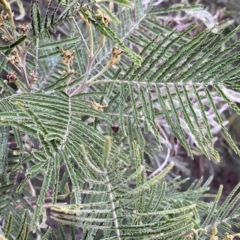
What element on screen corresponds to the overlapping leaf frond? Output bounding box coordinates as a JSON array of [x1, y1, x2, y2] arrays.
[[0, 91, 131, 230], [50, 137, 240, 239], [0, 0, 240, 238], [1, 210, 31, 240], [89, 1, 240, 162]]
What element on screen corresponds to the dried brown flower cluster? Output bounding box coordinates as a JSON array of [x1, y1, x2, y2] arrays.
[[7, 48, 20, 64], [17, 24, 29, 35], [0, 10, 14, 41], [60, 48, 77, 77], [210, 225, 240, 240], [91, 102, 107, 112], [108, 46, 123, 66], [95, 9, 111, 25]]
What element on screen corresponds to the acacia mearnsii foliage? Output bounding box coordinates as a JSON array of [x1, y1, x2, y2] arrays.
[[0, 0, 240, 239]]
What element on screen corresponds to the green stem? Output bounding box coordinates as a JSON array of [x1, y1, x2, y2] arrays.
[[86, 64, 110, 85]]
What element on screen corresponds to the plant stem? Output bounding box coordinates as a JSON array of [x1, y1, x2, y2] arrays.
[[105, 174, 121, 240], [71, 17, 90, 55]]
